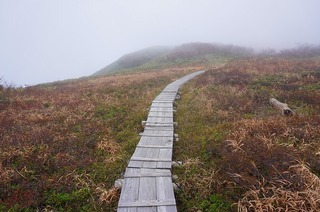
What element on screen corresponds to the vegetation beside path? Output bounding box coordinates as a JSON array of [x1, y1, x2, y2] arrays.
[[174, 58, 320, 211], [0, 68, 195, 211]]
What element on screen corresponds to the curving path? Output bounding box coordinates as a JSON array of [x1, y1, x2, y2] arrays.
[[118, 70, 205, 212]]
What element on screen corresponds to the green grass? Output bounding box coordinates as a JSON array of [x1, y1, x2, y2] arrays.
[[0, 69, 195, 211], [173, 58, 320, 211]]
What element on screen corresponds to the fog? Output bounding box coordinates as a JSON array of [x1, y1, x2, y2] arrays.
[[1, 0, 320, 86]]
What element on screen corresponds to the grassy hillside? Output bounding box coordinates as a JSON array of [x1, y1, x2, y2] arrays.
[[0, 68, 197, 211], [174, 57, 320, 211], [1, 45, 320, 211], [94, 46, 172, 75], [94, 43, 253, 75]]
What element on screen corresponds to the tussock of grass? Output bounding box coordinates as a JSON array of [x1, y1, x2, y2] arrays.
[[96, 187, 120, 205]]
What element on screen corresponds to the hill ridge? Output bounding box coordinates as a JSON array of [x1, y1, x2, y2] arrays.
[[93, 42, 253, 75]]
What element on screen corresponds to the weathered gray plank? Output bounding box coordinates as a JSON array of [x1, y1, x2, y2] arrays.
[[157, 171, 177, 212], [144, 123, 174, 127], [143, 128, 173, 131], [119, 200, 176, 207], [124, 172, 171, 178], [140, 134, 172, 138], [149, 111, 173, 115], [157, 149, 173, 169], [146, 117, 173, 123], [118, 207, 137, 212], [130, 157, 171, 162], [138, 176, 156, 202], [137, 145, 171, 149], [147, 115, 173, 118], [142, 129, 173, 134], [119, 168, 140, 208], [137, 136, 161, 146], [142, 148, 160, 168], [148, 110, 174, 113], [152, 101, 173, 103], [128, 147, 147, 168], [137, 137, 173, 149], [151, 103, 172, 107], [157, 206, 177, 212]]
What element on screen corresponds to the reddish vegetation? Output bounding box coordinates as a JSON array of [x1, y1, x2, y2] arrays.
[[175, 58, 320, 211], [210, 59, 320, 211], [2, 55, 320, 211], [0, 69, 195, 210]]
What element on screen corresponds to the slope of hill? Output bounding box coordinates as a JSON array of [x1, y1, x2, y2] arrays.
[[94, 46, 172, 75], [174, 57, 320, 211], [93, 43, 253, 75], [0, 68, 197, 211]]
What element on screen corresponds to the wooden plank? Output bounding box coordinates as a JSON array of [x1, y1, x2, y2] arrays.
[[119, 200, 176, 207], [144, 122, 175, 127], [137, 145, 172, 149], [144, 124, 174, 127], [137, 137, 173, 148], [155, 95, 176, 97], [152, 101, 173, 103], [140, 134, 172, 138], [144, 122, 174, 125], [146, 117, 173, 123], [131, 146, 148, 158], [157, 171, 177, 212], [158, 206, 177, 212], [150, 106, 173, 109], [130, 157, 171, 162], [142, 128, 173, 132], [148, 110, 175, 113], [128, 147, 147, 168], [124, 172, 171, 178], [149, 111, 173, 114], [162, 90, 178, 93], [157, 162, 172, 169], [138, 175, 156, 202], [154, 98, 175, 101], [142, 148, 159, 168], [118, 207, 137, 212], [150, 101, 174, 104], [150, 103, 173, 106], [147, 115, 173, 118], [137, 136, 162, 146], [157, 149, 173, 169], [144, 128, 173, 131], [157, 93, 177, 95], [155, 99, 174, 101], [119, 168, 140, 210]]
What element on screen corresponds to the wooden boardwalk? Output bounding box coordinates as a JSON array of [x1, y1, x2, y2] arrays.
[[118, 70, 205, 212]]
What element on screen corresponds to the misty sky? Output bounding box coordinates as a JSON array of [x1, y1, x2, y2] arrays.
[[1, 0, 320, 86]]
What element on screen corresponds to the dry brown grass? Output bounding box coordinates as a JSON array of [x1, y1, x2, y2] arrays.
[[0, 68, 196, 210], [220, 106, 320, 210], [95, 187, 120, 205], [175, 58, 320, 211], [238, 164, 320, 211]]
